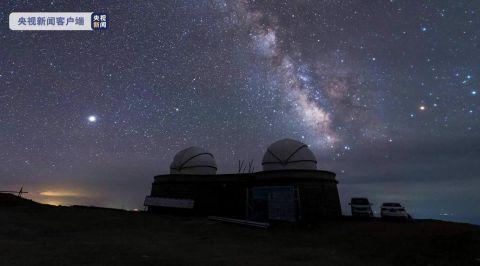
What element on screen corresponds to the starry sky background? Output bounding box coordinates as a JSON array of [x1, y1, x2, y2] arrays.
[[0, 0, 479, 224]]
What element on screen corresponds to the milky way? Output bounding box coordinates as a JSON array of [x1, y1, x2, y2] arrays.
[[237, 1, 338, 146], [0, 1, 479, 224]]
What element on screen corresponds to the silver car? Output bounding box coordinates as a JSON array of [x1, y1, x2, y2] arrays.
[[349, 197, 374, 218], [380, 202, 411, 220]]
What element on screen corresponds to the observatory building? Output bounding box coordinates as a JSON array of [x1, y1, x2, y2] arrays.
[[144, 139, 341, 222]]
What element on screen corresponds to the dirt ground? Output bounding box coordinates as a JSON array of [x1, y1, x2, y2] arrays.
[[0, 201, 479, 265]]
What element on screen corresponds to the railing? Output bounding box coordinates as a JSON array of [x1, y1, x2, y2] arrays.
[[208, 216, 270, 228]]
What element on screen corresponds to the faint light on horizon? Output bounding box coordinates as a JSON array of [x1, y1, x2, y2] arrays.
[[440, 212, 454, 216], [40, 191, 81, 197], [43, 200, 62, 206]]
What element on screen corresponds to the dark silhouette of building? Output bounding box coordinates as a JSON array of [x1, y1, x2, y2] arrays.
[[145, 139, 341, 222]]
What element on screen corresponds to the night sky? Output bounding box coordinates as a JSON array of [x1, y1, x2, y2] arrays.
[[1, 1, 479, 224]]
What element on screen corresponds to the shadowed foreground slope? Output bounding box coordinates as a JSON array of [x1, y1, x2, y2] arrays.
[[0, 197, 479, 266]]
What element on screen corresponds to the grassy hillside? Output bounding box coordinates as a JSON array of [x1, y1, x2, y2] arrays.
[[0, 196, 479, 266], [0, 193, 41, 207]]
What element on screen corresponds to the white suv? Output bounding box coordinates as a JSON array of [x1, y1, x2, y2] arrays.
[[380, 202, 411, 220], [349, 197, 374, 218]]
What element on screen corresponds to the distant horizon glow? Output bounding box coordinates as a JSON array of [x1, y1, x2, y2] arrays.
[[40, 191, 82, 197]]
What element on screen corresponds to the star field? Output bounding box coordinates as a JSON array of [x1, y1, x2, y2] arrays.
[[0, 1, 479, 223]]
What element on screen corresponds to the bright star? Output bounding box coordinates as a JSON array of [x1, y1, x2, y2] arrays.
[[88, 115, 97, 122], [472, 90, 477, 95], [419, 105, 426, 111]]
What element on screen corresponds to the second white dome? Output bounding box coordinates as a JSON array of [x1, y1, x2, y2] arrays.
[[262, 139, 317, 171]]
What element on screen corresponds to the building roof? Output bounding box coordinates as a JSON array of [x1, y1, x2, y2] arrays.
[[170, 146, 217, 175], [262, 138, 317, 171]]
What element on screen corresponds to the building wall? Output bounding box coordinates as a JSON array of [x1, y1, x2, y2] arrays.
[[150, 179, 247, 217], [298, 182, 341, 221], [148, 170, 341, 222]]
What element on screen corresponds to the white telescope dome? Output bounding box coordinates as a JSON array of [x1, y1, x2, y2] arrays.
[[262, 139, 317, 171], [170, 146, 217, 175]]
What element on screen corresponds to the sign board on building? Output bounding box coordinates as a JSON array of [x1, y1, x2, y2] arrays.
[[144, 196, 194, 209]]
